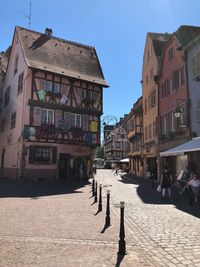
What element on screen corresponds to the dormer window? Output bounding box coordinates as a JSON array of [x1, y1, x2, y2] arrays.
[[14, 54, 18, 75]]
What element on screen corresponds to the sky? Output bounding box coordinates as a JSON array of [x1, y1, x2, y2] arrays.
[[1, 0, 200, 124]]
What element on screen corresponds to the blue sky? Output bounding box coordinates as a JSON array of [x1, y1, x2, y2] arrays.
[[1, 0, 200, 123]]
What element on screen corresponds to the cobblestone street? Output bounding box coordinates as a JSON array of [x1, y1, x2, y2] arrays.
[[96, 169, 200, 267], [0, 170, 200, 266]]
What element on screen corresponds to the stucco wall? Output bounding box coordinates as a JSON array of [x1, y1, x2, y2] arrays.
[[187, 39, 200, 136]]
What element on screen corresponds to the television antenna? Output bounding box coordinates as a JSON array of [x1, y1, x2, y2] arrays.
[[19, 0, 32, 29]]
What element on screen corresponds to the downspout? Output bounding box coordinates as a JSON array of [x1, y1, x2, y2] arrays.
[[184, 50, 191, 140]]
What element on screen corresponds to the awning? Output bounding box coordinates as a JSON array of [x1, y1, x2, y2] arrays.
[[160, 137, 200, 157], [120, 158, 129, 162]]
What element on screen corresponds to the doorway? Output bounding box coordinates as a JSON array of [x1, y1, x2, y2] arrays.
[[58, 153, 70, 180]]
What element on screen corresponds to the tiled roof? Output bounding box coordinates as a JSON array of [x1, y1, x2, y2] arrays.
[[149, 32, 171, 57], [174, 25, 200, 46], [0, 47, 11, 73], [16, 26, 108, 87]]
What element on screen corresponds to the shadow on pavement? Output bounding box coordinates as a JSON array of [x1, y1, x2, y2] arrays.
[[119, 173, 200, 219], [0, 178, 90, 198], [115, 254, 125, 267], [100, 224, 110, 233]]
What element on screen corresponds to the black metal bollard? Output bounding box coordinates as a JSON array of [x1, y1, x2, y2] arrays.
[[98, 184, 102, 212], [92, 178, 95, 196], [118, 201, 126, 255], [105, 189, 110, 226], [94, 181, 98, 203]]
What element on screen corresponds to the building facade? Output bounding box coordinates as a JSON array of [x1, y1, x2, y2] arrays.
[[142, 32, 170, 177], [127, 97, 143, 176], [0, 26, 108, 180], [159, 26, 200, 177], [103, 115, 129, 165]]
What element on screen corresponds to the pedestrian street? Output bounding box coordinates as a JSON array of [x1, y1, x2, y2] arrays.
[[95, 169, 200, 267]]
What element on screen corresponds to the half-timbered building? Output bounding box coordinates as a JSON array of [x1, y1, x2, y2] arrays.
[[0, 26, 108, 180]]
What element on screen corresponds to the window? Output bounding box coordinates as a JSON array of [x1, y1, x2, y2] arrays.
[[196, 100, 200, 121], [29, 146, 57, 164], [4, 87, 10, 107], [40, 79, 61, 93], [11, 112, 16, 129], [116, 142, 120, 149], [180, 66, 185, 86], [35, 147, 50, 163], [14, 55, 18, 75], [64, 112, 81, 129], [145, 126, 148, 141], [171, 111, 176, 132], [41, 109, 54, 124], [144, 99, 147, 114], [46, 81, 53, 92], [81, 90, 86, 100], [180, 106, 186, 126], [54, 83, 60, 94], [153, 121, 155, 137], [168, 47, 173, 61], [192, 51, 200, 79], [148, 124, 152, 140], [161, 115, 167, 135], [18, 72, 24, 93]]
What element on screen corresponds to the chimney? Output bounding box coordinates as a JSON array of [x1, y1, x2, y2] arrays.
[[45, 28, 53, 37]]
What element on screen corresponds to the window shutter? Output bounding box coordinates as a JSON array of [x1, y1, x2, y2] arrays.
[[192, 55, 198, 78], [33, 107, 41, 126], [52, 147, 57, 163], [29, 146, 35, 164], [82, 114, 89, 131]]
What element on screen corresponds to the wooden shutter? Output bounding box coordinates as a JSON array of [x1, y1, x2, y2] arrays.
[[33, 107, 41, 126], [192, 55, 198, 78], [29, 146, 35, 164], [52, 147, 57, 163], [82, 114, 89, 131]]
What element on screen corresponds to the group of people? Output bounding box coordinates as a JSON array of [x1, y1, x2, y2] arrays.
[[177, 168, 200, 203], [147, 165, 200, 202]]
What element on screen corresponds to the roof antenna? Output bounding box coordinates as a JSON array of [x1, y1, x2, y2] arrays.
[[19, 0, 32, 29]]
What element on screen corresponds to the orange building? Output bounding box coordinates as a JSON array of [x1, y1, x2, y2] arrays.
[[142, 32, 170, 178]]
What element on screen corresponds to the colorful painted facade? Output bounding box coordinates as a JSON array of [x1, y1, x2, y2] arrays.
[[0, 26, 108, 180], [127, 97, 143, 176], [142, 32, 170, 177]]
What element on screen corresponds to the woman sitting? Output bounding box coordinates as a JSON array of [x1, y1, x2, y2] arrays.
[[187, 173, 200, 203]]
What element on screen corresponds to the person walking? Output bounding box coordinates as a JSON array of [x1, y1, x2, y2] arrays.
[[160, 165, 173, 200], [150, 167, 157, 188]]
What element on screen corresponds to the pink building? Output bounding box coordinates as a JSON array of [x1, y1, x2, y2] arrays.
[[158, 26, 196, 176], [0, 27, 108, 180]]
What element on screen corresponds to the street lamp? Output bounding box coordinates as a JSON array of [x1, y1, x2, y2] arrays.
[[174, 99, 187, 129]]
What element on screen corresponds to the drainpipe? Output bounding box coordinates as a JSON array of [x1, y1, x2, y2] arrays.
[[184, 50, 191, 140]]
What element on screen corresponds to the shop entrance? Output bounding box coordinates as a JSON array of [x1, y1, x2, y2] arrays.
[[58, 153, 70, 180]]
